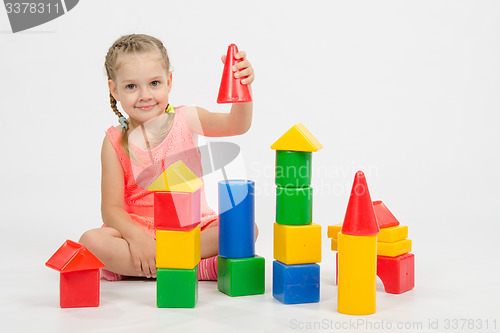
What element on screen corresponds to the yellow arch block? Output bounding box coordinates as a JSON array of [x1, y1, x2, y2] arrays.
[[377, 239, 412, 257], [331, 238, 338, 251], [337, 233, 377, 315], [327, 223, 343, 238], [274, 223, 321, 265], [378, 225, 408, 243], [271, 123, 323, 152], [149, 160, 203, 192], [156, 226, 200, 269]]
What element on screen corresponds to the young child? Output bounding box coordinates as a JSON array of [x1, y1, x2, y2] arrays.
[[79, 34, 256, 281]]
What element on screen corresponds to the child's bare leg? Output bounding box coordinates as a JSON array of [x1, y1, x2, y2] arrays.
[[79, 227, 147, 277], [200, 222, 219, 258]]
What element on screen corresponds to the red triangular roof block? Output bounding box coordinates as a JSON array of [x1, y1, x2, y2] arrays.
[[45, 240, 104, 273], [373, 200, 400, 228], [341, 171, 380, 236]]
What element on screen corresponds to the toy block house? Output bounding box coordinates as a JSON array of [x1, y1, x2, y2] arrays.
[[45, 240, 104, 308], [218, 180, 265, 297], [328, 200, 415, 294], [271, 123, 323, 304], [148, 161, 202, 308]]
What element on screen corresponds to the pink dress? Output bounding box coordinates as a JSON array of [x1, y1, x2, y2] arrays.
[[104, 106, 218, 238]]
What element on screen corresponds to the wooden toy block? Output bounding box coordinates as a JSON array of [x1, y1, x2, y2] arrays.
[[377, 239, 412, 257], [337, 233, 378, 315], [276, 186, 312, 225], [377, 225, 408, 243], [327, 223, 342, 238], [275, 151, 311, 187], [373, 200, 400, 228], [377, 253, 415, 294], [272, 260, 320, 304], [148, 160, 203, 192], [218, 180, 255, 258], [331, 238, 338, 251], [154, 190, 201, 230], [217, 255, 265, 296], [156, 226, 201, 269], [274, 223, 321, 265], [157, 266, 198, 308], [45, 240, 104, 308], [271, 123, 323, 152], [329, 224, 408, 244]]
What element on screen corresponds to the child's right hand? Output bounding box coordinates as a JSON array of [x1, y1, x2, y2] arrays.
[[127, 229, 157, 278]]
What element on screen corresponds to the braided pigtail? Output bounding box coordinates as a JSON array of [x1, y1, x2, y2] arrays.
[[108, 92, 130, 156]]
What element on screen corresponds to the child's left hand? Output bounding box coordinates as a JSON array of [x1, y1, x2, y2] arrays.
[[221, 51, 254, 85]]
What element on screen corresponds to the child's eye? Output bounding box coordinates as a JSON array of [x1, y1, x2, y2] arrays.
[[151, 81, 160, 87], [126, 84, 136, 90]]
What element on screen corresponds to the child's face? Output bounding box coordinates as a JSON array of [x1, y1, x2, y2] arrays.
[[108, 51, 171, 127]]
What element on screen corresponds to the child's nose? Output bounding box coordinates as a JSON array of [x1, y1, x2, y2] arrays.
[[139, 87, 153, 100]]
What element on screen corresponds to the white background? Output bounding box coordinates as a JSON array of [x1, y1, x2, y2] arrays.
[[1, 1, 499, 332]]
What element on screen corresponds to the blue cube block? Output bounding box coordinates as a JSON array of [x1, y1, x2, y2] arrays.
[[273, 260, 320, 304], [218, 180, 255, 258]]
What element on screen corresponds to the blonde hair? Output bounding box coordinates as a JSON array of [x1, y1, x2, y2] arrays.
[[104, 34, 171, 157]]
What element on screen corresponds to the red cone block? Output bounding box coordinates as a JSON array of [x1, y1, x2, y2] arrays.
[[341, 171, 380, 236], [217, 44, 252, 104]]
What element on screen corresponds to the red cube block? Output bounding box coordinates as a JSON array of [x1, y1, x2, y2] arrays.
[[154, 190, 201, 230], [60, 269, 101, 308], [377, 253, 415, 294]]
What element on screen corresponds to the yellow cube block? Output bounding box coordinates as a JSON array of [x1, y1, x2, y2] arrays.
[[331, 238, 338, 251], [377, 239, 412, 257], [274, 223, 321, 265], [378, 225, 408, 243], [156, 226, 200, 269], [327, 223, 342, 239]]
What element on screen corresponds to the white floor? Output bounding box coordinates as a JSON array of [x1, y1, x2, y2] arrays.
[[2, 217, 499, 333]]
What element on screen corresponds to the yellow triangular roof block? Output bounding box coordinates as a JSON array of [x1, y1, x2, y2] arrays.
[[271, 123, 323, 152], [148, 160, 203, 192]]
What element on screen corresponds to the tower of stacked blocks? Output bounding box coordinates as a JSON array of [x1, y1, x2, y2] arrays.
[[217, 180, 265, 296], [328, 196, 415, 295], [336, 171, 380, 315], [271, 123, 323, 304], [149, 161, 203, 308]]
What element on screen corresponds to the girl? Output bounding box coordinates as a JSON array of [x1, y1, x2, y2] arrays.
[[79, 34, 255, 281]]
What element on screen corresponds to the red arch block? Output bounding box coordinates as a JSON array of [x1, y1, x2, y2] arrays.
[[377, 253, 415, 294], [335, 252, 415, 295]]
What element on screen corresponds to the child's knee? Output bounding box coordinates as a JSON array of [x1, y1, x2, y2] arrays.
[[79, 228, 114, 258], [79, 229, 99, 250]]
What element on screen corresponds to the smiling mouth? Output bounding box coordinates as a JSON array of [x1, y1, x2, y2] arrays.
[[136, 104, 158, 111]]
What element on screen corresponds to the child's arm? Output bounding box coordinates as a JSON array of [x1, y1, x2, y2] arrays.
[[100, 136, 156, 278], [186, 51, 254, 137]]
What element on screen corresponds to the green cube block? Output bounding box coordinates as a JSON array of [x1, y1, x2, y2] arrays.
[[276, 150, 312, 187], [218, 255, 265, 296], [157, 266, 198, 308], [276, 186, 312, 225]]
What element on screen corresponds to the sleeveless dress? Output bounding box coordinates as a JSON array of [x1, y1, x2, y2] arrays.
[[104, 105, 218, 238]]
